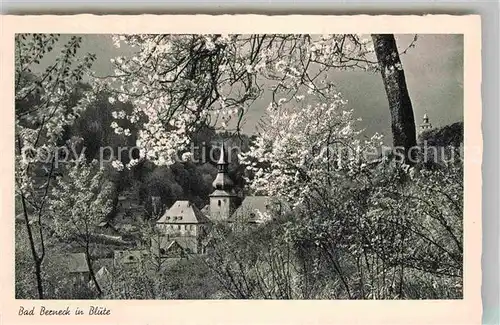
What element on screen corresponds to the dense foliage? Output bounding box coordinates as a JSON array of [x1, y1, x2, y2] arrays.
[[207, 98, 463, 299], [14, 34, 462, 300]]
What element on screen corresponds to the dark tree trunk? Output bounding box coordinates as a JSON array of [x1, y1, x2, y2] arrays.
[[85, 242, 102, 296], [20, 195, 45, 299], [371, 34, 417, 164], [34, 259, 44, 299]]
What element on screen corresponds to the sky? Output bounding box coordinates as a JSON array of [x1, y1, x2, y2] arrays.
[[40, 34, 464, 143]]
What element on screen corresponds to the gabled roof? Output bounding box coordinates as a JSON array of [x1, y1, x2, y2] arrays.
[[90, 266, 112, 289], [201, 204, 210, 215], [94, 258, 114, 270], [66, 253, 89, 274], [98, 220, 117, 228], [231, 196, 269, 222], [209, 189, 237, 197], [166, 240, 185, 252], [95, 266, 111, 283], [233, 196, 269, 213], [15, 213, 54, 227], [157, 200, 210, 224], [231, 196, 291, 223], [96, 220, 120, 235]]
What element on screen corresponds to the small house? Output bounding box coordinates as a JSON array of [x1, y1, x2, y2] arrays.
[[66, 253, 90, 282]]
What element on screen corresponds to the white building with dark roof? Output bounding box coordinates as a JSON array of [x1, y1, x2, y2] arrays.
[[155, 200, 211, 255], [156, 200, 210, 237]]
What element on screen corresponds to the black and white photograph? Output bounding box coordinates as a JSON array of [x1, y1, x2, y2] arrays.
[[14, 31, 467, 301]]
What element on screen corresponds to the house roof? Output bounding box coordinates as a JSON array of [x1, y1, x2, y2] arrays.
[[15, 213, 54, 227], [114, 249, 149, 264], [157, 200, 210, 224], [90, 266, 112, 289], [96, 220, 121, 236], [95, 266, 111, 282], [94, 258, 114, 270], [231, 196, 291, 222], [166, 240, 185, 252], [66, 253, 89, 274], [98, 221, 109, 227], [209, 189, 236, 197], [231, 196, 270, 222], [233, 195, 268, 213], [98, 219, 118, 228], [153, 235, 199, 253], [201, 204, 210, 215]]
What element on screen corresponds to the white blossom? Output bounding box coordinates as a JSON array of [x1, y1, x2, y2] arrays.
[[111, 160, 124, 171]]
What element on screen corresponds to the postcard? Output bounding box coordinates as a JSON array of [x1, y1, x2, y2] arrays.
[[0, 14, 482, 325]]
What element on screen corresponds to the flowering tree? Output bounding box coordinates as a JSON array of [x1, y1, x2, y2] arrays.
[[49, 160, 113, 295], [229, 81, 461, 298], [240, 91, 383, 206], [15, 34, 96, 298], [239, 128, 462, 298], [97, 34, 416, 167]]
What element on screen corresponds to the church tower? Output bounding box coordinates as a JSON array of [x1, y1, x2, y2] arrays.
[[419, 113, 433, 133], [209, 142, 237, 221]]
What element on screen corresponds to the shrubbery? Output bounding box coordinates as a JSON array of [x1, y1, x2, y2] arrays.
[[205, 155, 463, 299]]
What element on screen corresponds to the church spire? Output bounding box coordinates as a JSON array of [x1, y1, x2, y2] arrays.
[[209, 140, 237, 221], [420, 112, 432, 132], [212, 142, 234, 191], [217, 141, 229, 165]]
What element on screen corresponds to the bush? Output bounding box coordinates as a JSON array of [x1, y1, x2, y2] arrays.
[[205, 156, 463, 299]]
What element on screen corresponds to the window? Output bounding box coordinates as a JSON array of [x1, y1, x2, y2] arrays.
[[218, 200, 221, 206]]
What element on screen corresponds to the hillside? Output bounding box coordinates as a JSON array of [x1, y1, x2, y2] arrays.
[[418, 121, 464, 148]]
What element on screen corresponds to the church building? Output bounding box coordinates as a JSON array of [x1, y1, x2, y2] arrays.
[[154, 142, 278, 258]]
